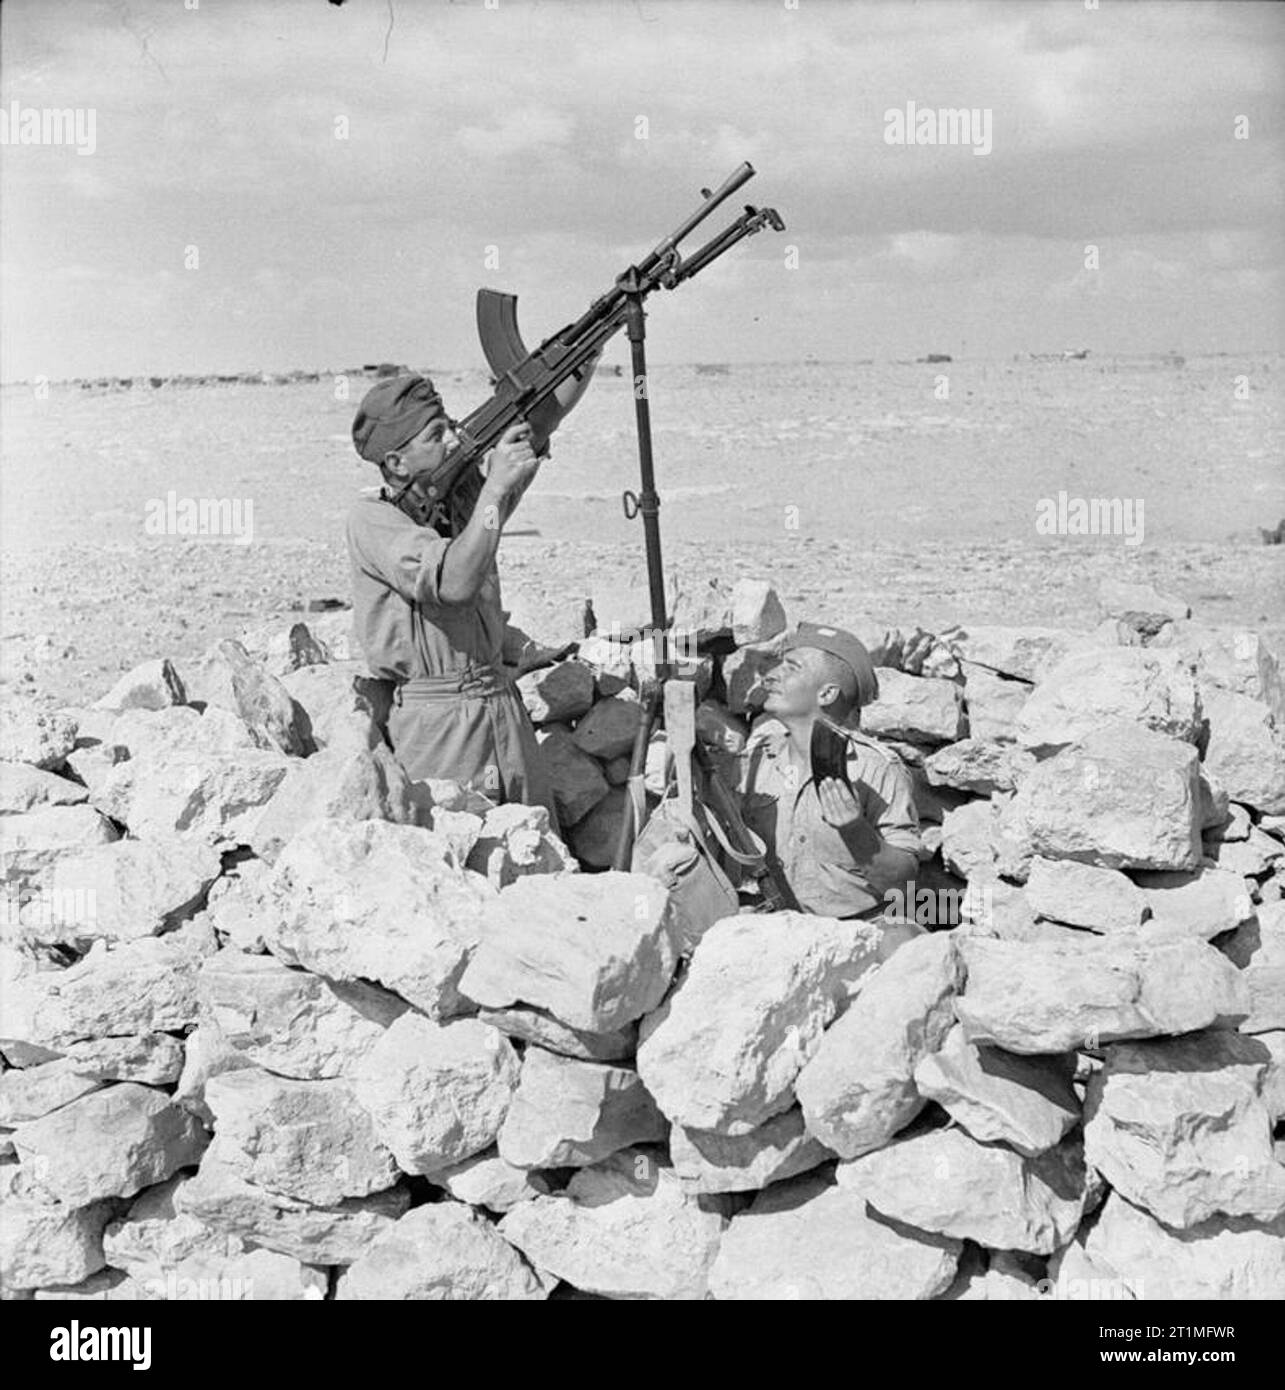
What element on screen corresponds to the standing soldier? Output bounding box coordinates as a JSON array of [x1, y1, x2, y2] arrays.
[[345, 372, 558, 827]]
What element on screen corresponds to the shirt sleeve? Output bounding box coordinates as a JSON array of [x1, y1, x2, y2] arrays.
[[346, 501, 453, 608], [854, 747, 921, 855]]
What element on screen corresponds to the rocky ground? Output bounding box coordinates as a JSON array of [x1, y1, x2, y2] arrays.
[[0, 575, 1283, 1300]]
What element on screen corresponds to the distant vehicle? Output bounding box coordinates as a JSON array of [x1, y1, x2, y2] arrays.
[[919, 353, 952, 363]]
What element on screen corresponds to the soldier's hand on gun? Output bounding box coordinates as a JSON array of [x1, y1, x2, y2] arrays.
[[818, 777, 863, 829], [482, 422, 541, 498]]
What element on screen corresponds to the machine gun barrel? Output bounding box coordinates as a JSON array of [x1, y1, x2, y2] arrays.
[[426, 164, 784, 531], [640, 161, 757, 271]]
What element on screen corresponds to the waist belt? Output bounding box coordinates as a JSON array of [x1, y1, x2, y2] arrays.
[[393, 662, 509, 703]]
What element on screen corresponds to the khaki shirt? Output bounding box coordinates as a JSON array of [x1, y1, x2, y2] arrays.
[[345, 489, 505, 681], [736, 723, 921, 918]]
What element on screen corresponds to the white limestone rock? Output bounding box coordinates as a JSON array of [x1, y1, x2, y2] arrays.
[[795, 932, 961, 1158], [1054, 1189, 1285, 1300], [1210, 826, 1283, 878], [460, 871, 677, 1034], [1133, 866, 1254, 941], [1220, 901, 1285, 1033], [1097, 579, 1190, 626], [0, 1165, 115, 1289], [338, 1201, 545, 1300], [55, 1033, 186, 1086], [247, 743, 415, 864], [261, 819, 495, 1018], [277, 660, 383, 754], [958, 662, 1031, 743], [939, 799, 996, 880], [1016, 648, 1201, 753], [497, 1149, 728, 1300], [427, 1148, 551, 1212], [198, 950, 407, 1080], [351, 1012, 519, 1175], [184, 639, 313, 756], [12, 1083, 208, 1206], [669, 1106, 833, 1194], [955, 935, 1251, 1054], [1201, 687, 1285, 816], [0, 806, 119, 887], [173, 1016, 252, 1125], [836, 1125, 1098, 1255], [923, 740, 1035, 794], [938, 624, 1092, 683], [670, 578, 786, 648], [1083, 1030, 1285, 1229], [0, 700, 78, 771], [92, 749, 292, 848], [861, 669, 966, 745], [205, 856, 278, 954], [1024, 856, 1147, 933], [92, 659, 186, 713], [203, 1068, 397, 1205], [22, 839, 222, 949], [173, 1147, 407, 1266], [708, 1170, 960, 1300], [0, 1059, 105, 1125], [912, 1024, 1080, 1155], [1150, 621, 1284, 722], [476, 1004, 636, 1063], [498, 1046, 666, 1169], [0, 935, 203, 1054], [0, 764, 88, 815], [1004, 721, 1203, 872], [637, 913, 883, 1136]]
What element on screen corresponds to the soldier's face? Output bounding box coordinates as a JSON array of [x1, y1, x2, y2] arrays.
[[387, 414, 459, 486], [761, 649, 826, 718]]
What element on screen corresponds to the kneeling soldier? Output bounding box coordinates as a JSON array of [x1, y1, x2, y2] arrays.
[[739, 622, 922, 929]]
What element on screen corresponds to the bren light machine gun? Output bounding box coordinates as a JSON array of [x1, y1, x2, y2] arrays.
[[439, 163, 793, 907]]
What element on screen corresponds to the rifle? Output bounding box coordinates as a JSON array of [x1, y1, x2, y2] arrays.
[[420, 162, 785, 535]]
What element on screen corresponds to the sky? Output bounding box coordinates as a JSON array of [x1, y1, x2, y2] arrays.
[[1, 0, 1282, 379]]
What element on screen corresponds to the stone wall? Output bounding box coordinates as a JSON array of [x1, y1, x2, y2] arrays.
[[1, 576, 1283, 1300]]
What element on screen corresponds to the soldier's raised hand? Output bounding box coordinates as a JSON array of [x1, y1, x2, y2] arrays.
[[818, 776, 862, 828], [482, 422, 539, 498]]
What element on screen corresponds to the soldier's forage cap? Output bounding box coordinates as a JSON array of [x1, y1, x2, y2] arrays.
[[782, 622, 880, 707], [352, 373, 446, 464]]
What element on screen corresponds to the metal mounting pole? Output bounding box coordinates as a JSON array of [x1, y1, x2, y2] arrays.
[[622, 278, 670, 650], [612, 273, 673, 871]]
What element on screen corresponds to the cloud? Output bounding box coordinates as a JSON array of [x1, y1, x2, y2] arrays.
[[0, 0, 1280, 378], [456, 106, 576, 160]]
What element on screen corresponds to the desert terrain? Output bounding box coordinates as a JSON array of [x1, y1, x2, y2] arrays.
[[2, 353, 1281, 706]]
